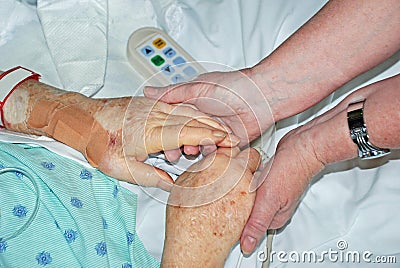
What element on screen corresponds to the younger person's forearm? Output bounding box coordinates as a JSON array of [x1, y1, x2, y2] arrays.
[[248, 0, 400, 122], [308, 75, 400, 166]]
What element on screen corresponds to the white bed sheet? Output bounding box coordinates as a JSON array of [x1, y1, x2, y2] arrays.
[[1, 1, 399, 267]]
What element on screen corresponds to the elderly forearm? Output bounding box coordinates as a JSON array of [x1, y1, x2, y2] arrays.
[[162, 148, 260, 267], [3, 78, 128, 166], [4, 79, 106, 134], [249, 0, 400, 122]]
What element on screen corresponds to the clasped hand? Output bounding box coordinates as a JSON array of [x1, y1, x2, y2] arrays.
[[93, 96, 239, 190]]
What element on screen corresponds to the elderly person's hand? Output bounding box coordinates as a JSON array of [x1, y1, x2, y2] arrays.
[[3, 78, 239, 190], [93, 96, 239, 190], [161, 147, 260, 267]]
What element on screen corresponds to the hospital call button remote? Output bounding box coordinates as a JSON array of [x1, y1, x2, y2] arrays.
[[127, 27, 206, 86]]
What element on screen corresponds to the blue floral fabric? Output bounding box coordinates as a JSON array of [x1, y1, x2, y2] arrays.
[[0, 142, 160, 268]]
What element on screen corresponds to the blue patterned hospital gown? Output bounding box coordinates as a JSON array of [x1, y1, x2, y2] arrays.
[[0, 141, 160, 268]]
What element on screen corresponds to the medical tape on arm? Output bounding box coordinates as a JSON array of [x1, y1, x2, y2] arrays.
[[0, 66, 40, 127], [27, 99, 109, 167]]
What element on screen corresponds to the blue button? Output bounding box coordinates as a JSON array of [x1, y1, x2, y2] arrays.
[[162, 64, 175, 76], [173, 56, 186, 67], [141, 46, 154, 57], [171, 74, 185, 84], [163, 47, 176, 58], [183, 66, 197, 78]]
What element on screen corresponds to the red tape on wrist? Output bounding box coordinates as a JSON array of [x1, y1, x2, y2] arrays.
[[0, 66, 40, 127]]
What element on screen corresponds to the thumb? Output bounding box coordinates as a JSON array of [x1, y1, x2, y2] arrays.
[[123, 157, 174, 191], [144, 83, 197, 104], [236, 148, 261, 173], [240, 173, 275, 255]]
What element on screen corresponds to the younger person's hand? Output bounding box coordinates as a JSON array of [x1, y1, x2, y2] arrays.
[[145, 70, 274, 147]]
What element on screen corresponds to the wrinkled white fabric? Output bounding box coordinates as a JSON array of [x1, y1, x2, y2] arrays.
[[37, 0, 108, 96], [0, 0, 399, 267]]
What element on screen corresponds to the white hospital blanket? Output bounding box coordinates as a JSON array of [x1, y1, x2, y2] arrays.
[[0, 1, 399, 267]]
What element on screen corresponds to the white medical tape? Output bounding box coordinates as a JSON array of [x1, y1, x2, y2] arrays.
[[0, 66, 40, 127]]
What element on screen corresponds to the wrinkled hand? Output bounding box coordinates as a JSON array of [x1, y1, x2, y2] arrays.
[[162, 147, 260, 267], [144, 71, 274, 147], [94, 96, 239, 190]]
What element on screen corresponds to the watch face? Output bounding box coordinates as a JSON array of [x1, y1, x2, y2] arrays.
[[347, 101, 390, 160], [347, 108, 365, 129]]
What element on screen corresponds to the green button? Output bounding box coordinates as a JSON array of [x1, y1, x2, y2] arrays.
[[151, 55, 165, 66]]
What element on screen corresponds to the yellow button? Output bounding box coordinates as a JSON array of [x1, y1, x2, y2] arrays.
[[153, 38, 166, 49]]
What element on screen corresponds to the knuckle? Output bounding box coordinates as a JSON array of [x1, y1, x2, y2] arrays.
[[247, 215, 270, 235], [179, 126, 190, 139]]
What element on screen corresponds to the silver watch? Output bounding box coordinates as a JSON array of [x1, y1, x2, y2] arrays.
[[347, 100, 390, 159]]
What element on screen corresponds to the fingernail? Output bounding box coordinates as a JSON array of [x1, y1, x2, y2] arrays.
[[242, 236, 257, 255], [212, 130, 227, 138]]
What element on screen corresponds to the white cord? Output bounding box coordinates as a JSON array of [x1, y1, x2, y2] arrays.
[[235, 229, 275, 268], [0, 167, 40, 242], [262, 229, 275, 268], [235, 251, 244, 268]]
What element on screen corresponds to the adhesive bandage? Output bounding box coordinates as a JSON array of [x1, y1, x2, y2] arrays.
[[27, 100, 110, 167]]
